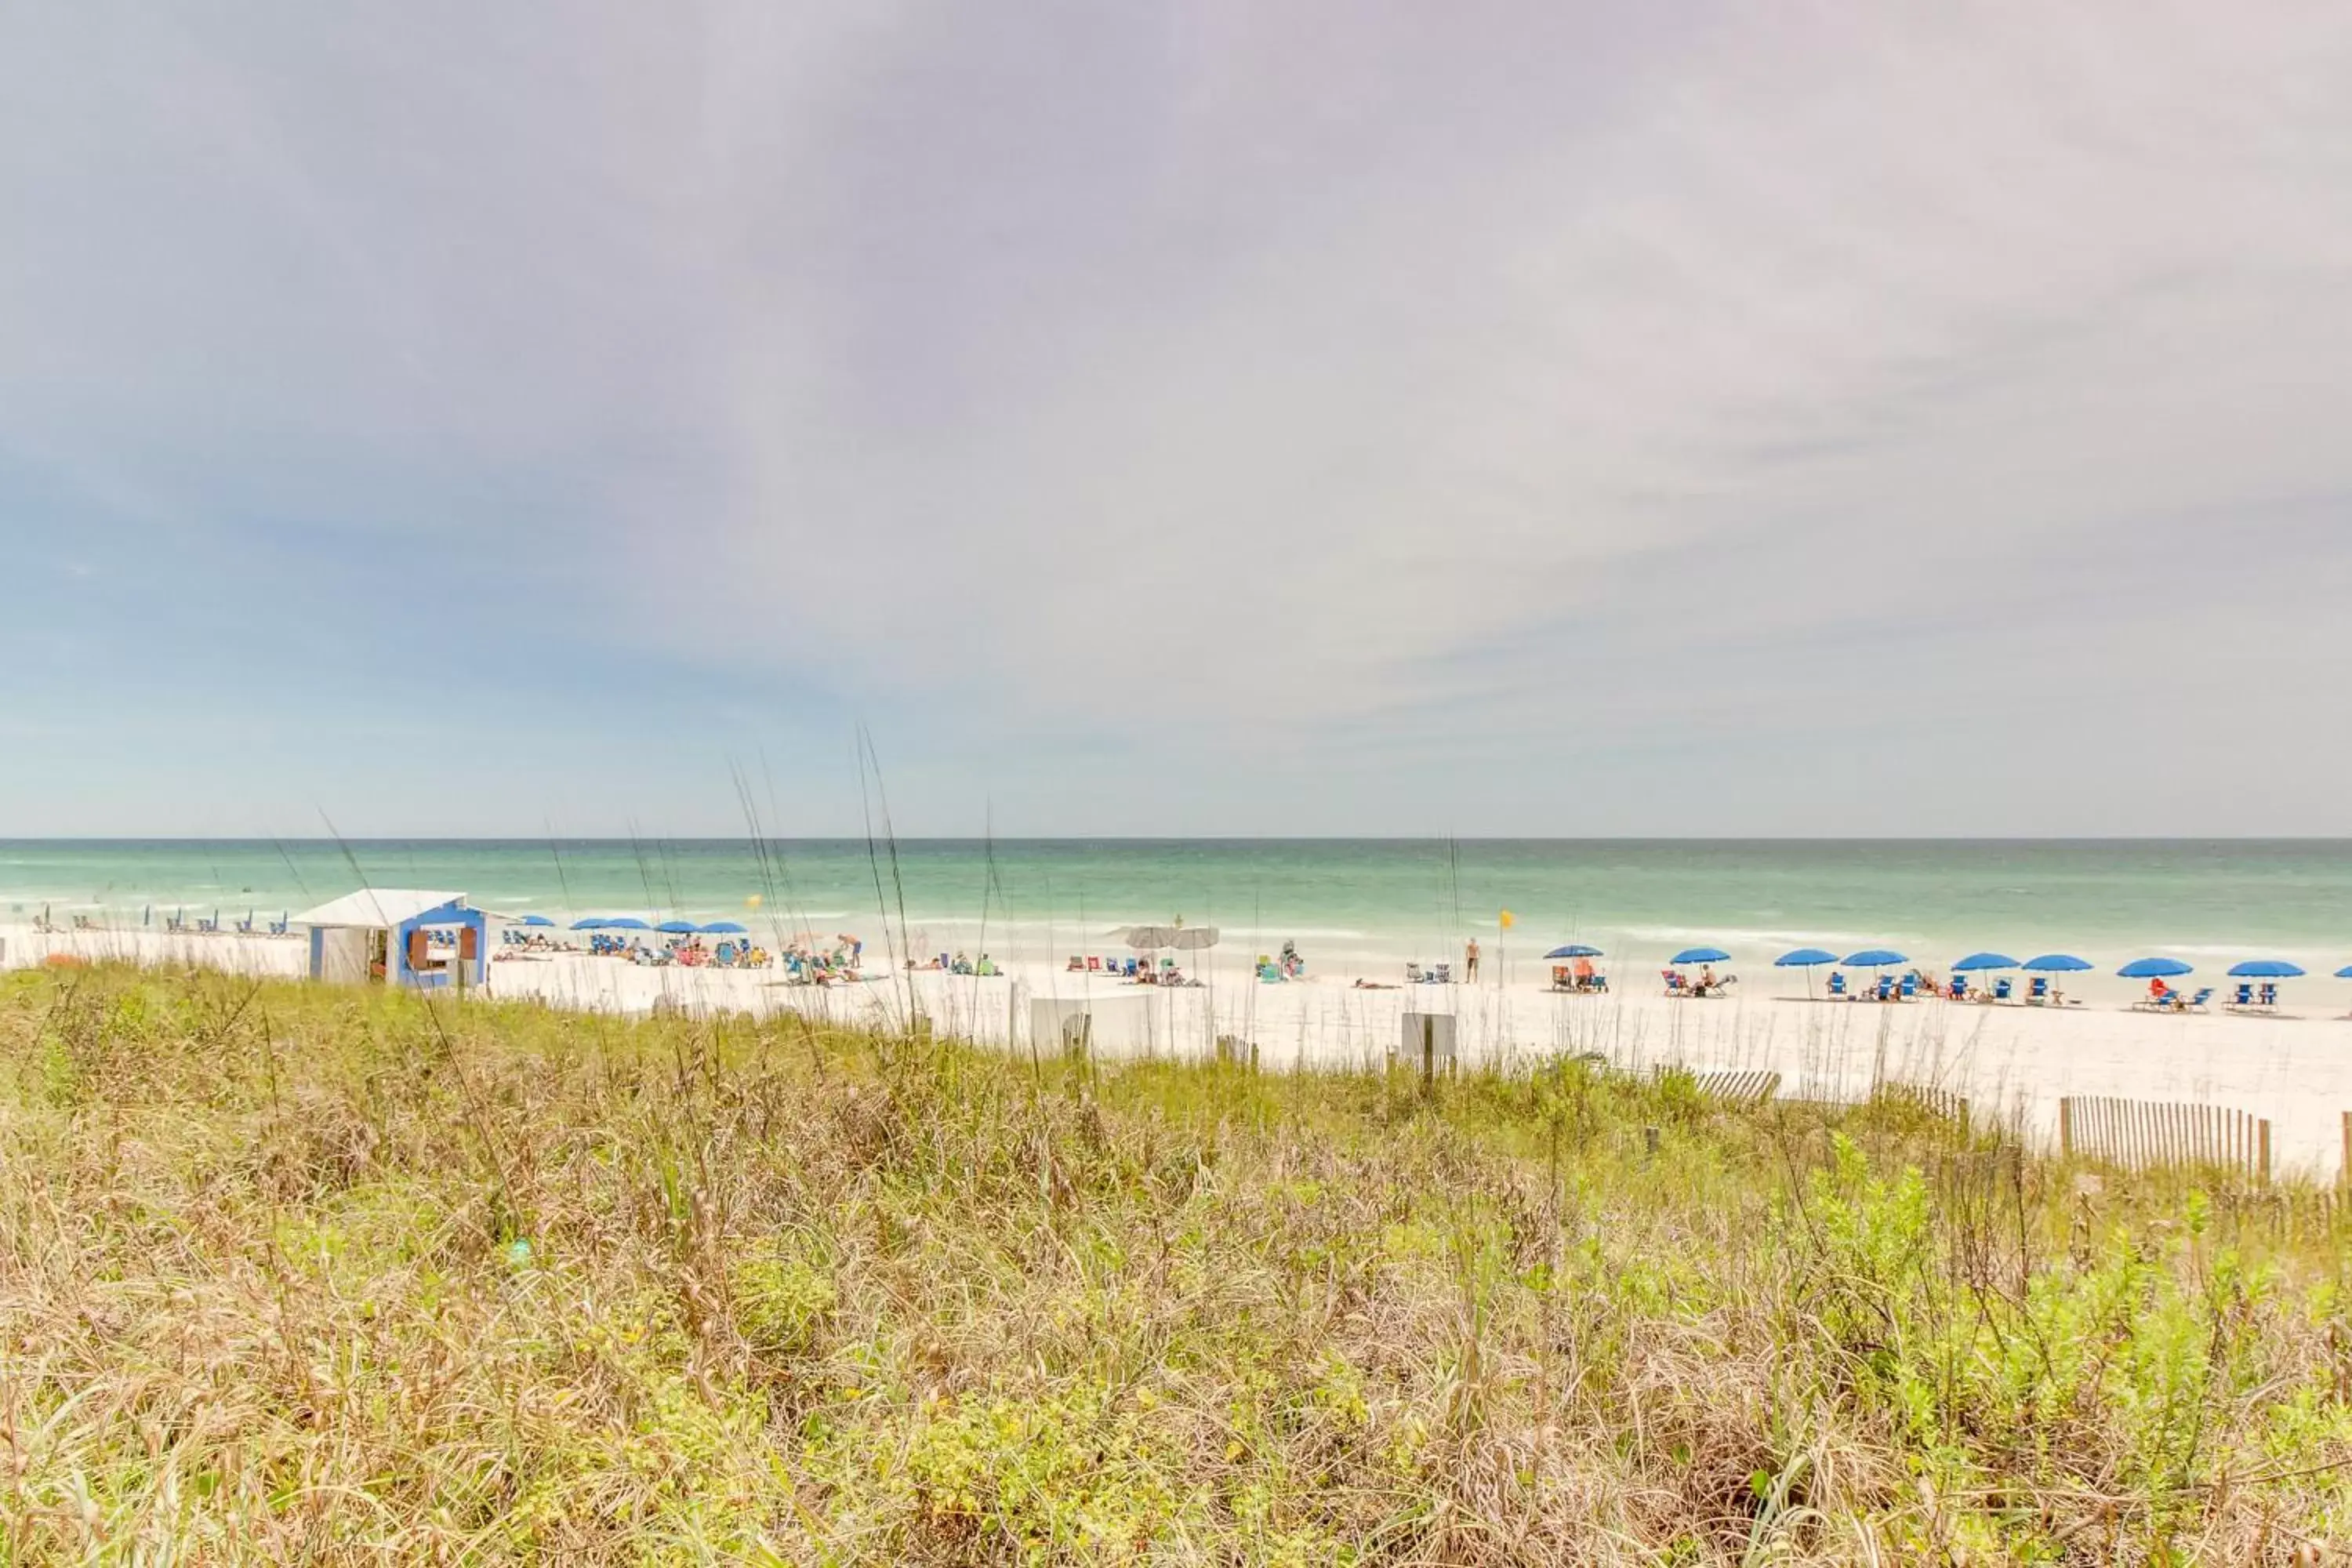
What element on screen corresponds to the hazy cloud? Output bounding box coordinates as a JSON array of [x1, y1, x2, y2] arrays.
[[2, 0, 2349, 832]]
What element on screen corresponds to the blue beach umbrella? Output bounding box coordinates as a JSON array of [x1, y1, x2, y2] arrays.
[[1775, 946, 1839, 998], [1951, 952, 2020, 973], [2117, 957, 2193, 979], [1670, 946, 1731, 965], [2021, 954, 2092, 972], [1544, 944, 1604, 959], [518, 914, 556, 927], [604, 917, 652, 931], [2226, 960, 2304, 978], [1842, 949, 1908, 968], [570, 917, 608, 931], [655, 920, 699, 935], [2336, 965, 2352, 980], [700, 920, 748, 935]]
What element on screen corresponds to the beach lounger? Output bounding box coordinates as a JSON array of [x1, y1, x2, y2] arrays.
[[2232, 983, 2254, 1008], [1662, 970, 1685, 996], [1992, 977, 2013, 1001], [2183, 987, 2213, 1012], [1826, 972, 1846, 997], [1898, 974, 1918, 1000], [2259, 982, 2278, 1008]]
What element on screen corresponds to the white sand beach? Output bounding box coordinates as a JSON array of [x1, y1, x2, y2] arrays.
[[7, 922, 2350, 1176]]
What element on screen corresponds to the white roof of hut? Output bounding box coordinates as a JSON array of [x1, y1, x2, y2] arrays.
[[292, 889, 469, 928]]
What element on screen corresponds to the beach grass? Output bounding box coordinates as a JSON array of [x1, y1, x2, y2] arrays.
[[1, 964, 2347, 1563]]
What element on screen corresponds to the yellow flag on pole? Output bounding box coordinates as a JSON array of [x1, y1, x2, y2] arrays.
[[1497, 909, 1515, 930]]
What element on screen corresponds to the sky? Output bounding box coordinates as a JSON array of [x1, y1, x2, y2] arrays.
[[3, 0, 2350, 837]]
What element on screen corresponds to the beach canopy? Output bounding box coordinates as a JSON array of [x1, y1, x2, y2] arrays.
[[293, 889, 467, 928], [2227, 959, 2305, 978], [570, 918, 608, 931], [2022, 954, 2092, 972], [1773, 948, 1839, 967], [1951, 952, 2020, 972], [1112, 924, 1220, 951], [700, 920, 748, 935], [517, 914, 556, 927], [1671, 946, 1731, 965], [604, 917, 652, 931], [656, 920, 699, 935], [1544, 944, 1605, 960], [2338, 965, 2352, 980], [1843, 949, 1908, 967], [2117, 956, 2193, 978]]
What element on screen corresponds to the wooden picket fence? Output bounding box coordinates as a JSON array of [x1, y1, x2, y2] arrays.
[[2059, 1094, 2269, 1183], [1690, 1069, 1781, 1107], [1878, 1082, 1971, 1135]]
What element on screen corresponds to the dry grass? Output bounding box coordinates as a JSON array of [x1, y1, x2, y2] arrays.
[[1, 964, 2347, 1564]]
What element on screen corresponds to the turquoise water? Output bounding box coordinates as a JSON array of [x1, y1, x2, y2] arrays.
[[3, 840, 2350, 972]]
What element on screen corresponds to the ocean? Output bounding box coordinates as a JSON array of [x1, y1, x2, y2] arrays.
[[2, 839, 2348, 976]]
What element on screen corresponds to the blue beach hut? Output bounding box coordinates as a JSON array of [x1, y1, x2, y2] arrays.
[[295, 888, 487, 990]]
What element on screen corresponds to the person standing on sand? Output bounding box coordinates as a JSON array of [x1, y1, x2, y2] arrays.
[[1465, 938, 1480, 982]]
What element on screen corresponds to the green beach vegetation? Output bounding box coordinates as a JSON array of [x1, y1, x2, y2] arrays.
[[1, 965, 2347, 1563]]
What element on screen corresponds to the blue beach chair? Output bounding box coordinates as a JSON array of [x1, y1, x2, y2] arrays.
[[2027, 977, 2049, 1004], [1827, 971, 1846, 997], [1992, 977, 2013, 1001]]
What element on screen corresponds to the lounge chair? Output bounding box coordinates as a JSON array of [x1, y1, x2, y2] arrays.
[[1898, 974, 1918, 1000], [2027, 977, 2049, 1004], [1827, 972, 1847, 998], [2183, 987, 2214, 1013], [1662, 969, 1686, 996], [1992, 977, 2013, 1002], [2259, 982, 2279, 1008], [2232, 983, 2254, 1008]]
